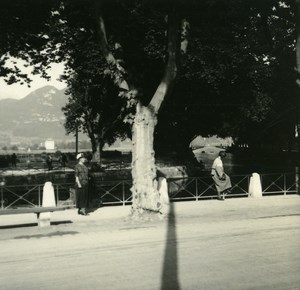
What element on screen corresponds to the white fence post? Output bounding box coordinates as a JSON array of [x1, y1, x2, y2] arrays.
[[39, 181, 56, 227], [158, 177, 169, 214], [248, 173, 263, 198], [296, 167, 299, 195]]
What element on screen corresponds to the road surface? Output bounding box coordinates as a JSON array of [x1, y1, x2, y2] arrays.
[[0, 196, 299, 290]]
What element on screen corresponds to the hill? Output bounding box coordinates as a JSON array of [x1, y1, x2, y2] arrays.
[[0, 86, 71, 143]]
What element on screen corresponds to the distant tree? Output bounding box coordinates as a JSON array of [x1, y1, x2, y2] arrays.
[[10, 145, 19, 151], [62, 69, 129, 164]]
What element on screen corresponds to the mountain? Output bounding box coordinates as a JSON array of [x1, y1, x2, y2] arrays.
[[0, 86, 72, 142]]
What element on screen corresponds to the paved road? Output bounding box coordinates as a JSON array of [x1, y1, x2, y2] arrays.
[[0, 196, 300, 290]]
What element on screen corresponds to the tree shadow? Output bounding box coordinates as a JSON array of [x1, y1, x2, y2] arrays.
[[0, 220, 72, 229], [161, 201, 180, 290], [14, 230, 78, 239]]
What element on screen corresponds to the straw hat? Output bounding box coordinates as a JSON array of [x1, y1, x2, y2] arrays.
[[76, 153, 83, 160]]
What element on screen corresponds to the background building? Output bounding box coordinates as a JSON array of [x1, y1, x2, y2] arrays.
[[45, 139, 55, 150]]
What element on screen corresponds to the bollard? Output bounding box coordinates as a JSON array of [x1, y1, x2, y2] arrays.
[[296, 166, 299, 195], [158, 177, 170, 215], [39, 181, 56, 227], [248, 173, 263, 198]]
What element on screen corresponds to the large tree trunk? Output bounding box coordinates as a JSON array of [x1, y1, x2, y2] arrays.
[[95, 4, 187, 217], [89, 134, 97, 156], [131, 103, 161, 215], [92, 146, 101, 165], [87, 127, 100, 164], [91, 138, 104, 166], [130, 14, 185, 216]]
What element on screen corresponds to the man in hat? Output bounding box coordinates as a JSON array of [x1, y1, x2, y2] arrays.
[[75, 153, 89, 215], [211, 151, 232, 200]]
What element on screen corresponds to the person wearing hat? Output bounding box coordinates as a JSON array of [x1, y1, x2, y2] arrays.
[[211, 151, 232, 200], [75, 153, 89, 215]]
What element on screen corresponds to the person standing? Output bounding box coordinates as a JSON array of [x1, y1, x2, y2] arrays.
[[11, 153, 17, 167], [46, 154, 53, 171], [75, 153, 89, 215], [211, 151, 232, 200], [61, 153, 68, 167]]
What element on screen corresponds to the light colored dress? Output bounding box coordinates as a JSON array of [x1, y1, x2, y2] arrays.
[[211, 156, 232, 193]]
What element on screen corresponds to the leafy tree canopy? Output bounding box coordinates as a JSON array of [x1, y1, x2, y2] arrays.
[[0, 0, 60, 85], [155, 0, 298, 154], [0, 0, 298, 153]]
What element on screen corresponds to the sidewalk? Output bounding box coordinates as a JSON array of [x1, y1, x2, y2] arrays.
[[1, 195, 299, 230], [0, 195, 300, 290], [0, 195, 300, 239]]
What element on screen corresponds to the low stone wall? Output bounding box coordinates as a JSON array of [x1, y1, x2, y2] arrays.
[[1, 170, 74, 186], [91, 165, 189, 181]]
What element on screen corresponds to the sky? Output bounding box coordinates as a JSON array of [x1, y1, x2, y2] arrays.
[[0, 60, 67, 100]]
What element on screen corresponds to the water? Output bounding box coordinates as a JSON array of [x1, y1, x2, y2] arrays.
[[194, 150, 298, 176], [0, 148, 298, 177]]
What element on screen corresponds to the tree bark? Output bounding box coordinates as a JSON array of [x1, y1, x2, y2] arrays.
[[131, 103, 160, 215], [86, 121, 100, 163], [91, 141, 103, 167]]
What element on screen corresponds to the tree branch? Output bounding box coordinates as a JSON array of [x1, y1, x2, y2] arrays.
[[149, 11, 188, 114], [94, 1, 129, 91]]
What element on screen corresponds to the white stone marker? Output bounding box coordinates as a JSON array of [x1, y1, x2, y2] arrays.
[[158, 177, 170, 215], [248, 172, 263, 198], [39, 181, 56, 227]]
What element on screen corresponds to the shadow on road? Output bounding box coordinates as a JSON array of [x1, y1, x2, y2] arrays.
[[14, 230, 78, 239], [0, 220, 72, 229], [255, 214, 300, 219], [161, 201, 180, 290]]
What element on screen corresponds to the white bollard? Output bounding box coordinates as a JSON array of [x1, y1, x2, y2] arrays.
[[39, 181, 56, 227], [296, 166, 299, 195], [248, 173, 263, 198], [158, 177, 170, 215]]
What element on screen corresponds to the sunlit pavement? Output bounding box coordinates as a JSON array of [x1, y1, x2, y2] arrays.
[[0, 195, 300, 290]]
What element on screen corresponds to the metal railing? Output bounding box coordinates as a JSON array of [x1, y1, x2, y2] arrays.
[[169, 173, 298, 201], [0, 173, 298, 209], [93, 172, 299, 204], [0, 183, 74, 209], [94, 180, 132, 206], [260, 173, 297, 195]]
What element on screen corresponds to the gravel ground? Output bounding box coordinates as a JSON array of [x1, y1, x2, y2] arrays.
[[0, 195, 299, 290]]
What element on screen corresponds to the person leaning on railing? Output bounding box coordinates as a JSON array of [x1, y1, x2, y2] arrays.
[[75, 153, 89, 215], [211, 151, 232, 200]]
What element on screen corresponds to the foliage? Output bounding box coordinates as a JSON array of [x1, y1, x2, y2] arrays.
[[155, 0, 298, 154], [62, 72, 129, 151], [0, 0, 298, 154], [43, 0, 133, 152], [0, 0, 60, 85]]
